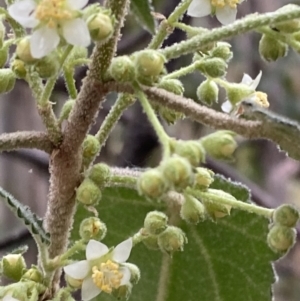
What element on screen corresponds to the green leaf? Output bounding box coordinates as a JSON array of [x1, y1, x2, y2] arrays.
[[131, 0, 156, 34], [0, 186, 50, 244]]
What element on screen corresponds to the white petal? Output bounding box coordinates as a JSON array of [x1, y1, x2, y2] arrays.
[[241, 73, 253, 86], [63, 260, 89, 279], [82, 277, 102, 301], [120, 267, 131, 286], [3, 296, 19, 301], [86, 240, 109, 260], [221, 100, 233, 113], [216, 6, 237, 25], [8, 0, 38, 28], [249, 71, 262, 90], [62, 18, 91, 47], [30, 26, 60, 58], [112, 238, 133, 263], [187, 0, 211, 18], [67, 0, 89, 10]]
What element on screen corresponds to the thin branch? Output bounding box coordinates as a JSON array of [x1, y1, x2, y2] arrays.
[[0, 131, 53, 154]]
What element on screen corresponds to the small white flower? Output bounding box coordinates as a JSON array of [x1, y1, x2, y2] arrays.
[[8, 0, 91, 58], [187, 0, 244, 25], [64, 238, 133, 301]]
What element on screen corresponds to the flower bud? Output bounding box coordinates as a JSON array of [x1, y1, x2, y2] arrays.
[[0, 21, 5, 48], [66, 46, 88, 64], [79, 217, 107, 241], [180, 195, 206, 224], [0, 69, 16, 94], [143, 234, 160, 250], [16, 37, 36, 63], [2, 254, 26, 281], [137, 169, 168, 198], [200, 130, 237, 161], [76, 178, 102, 205], [34, 52, 60, 78], [22, 267, 43, 283], [144, 211, 168, 235], [173, 141, 205, 167], [196, 79, 219, 106], [267, 224, 296, 254], [203, 201, 231, 220], [273, 204, 299, 228], [59, 99, 76, 122], [194, 167, 214, 189], [87, 13, 114, 42], [259, 34, 288, 62], [89, 163, 111, 187], [65, 274, 83, 289], [109, 56, 135, 82], [82, 135, 100, 166], [0, 46, 8, 68], [157, 226, 187, 254], [160, 155, 193, 190], [158, 106, 184, 125], [210, 42, 233, 62], [11, 59, 27, 79], [157, 78, 184, 95], [197, 57, 227, 78], [112, 283, 132, 300], [122, 263, 140, 285]]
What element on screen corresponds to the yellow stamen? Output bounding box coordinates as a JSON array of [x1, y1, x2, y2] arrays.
[[254, 91, 269, 108], [92, 260, 124, 294], [211, 0, 240, 9]]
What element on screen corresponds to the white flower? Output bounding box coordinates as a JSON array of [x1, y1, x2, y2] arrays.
[[3, 295, 20, 301], [64, 238, 133, 301], [187, 0, 244, 25], [8, 0, 91, 58]]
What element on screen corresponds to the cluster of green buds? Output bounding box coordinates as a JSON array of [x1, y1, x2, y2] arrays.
[[267, 204, 299, 254], [141, 211, 187, 254]]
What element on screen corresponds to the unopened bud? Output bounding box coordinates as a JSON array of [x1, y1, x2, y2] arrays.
[[76, 178, 102, 205], [137, 169, 168, 198], [273, 204, 299, 228], [200, 130, 237, 161], [122, 263, 140, 285], [109, 56, 135, 82], [196, 79, 219, 106], [157, 78, 184, 95], [66, 46, 88, 64], [80, 217, 107, 241], [259, 34, 288, 62], [22, 267, 43, 283], [112, 283, 132, 300], [157, 226, 187, 254], [180, 195, 206, 224], [89, 163, 111, 187], [144, 211, 168, 235], [11, 59, 27, 79], [210, 42, 233, 62], [88, 13, 114, 42], [16, 37, 36, 63], [82, 135, 100, 166], [0, 69, 16, 94], [59, 99, 76, 122], [143, 234, 160, 250], [173, 141, 205, 167], [197, 57, 227, 78], [194, 167, 214, 189], [34, 52, 60, 78], [267, 224, 296, 254], [0, 46, 8, 68], [158, 106, 184, 125], [2, 254, 26, 281]]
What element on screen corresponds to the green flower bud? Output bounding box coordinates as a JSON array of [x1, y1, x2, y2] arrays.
[[22, 267, 43, 283], [87, 12, 114, 42], [225, 83, 254, 106], [173, 141, 205, 167], [59, 99, 76, 122], [0, 46, 8, 68], [80, 217, 107, 241], [157, 78, 184, 95], [143, 234, 160, 250], [65, 274, 83, 289], [197, 57, 227, 78], [16, 37, 36, 63], [76, 178, 102, 205], [267, 224, 296, 254], [89, 163, 111, 187], [273, 204, 299, 228], [180, 195, 206, 224], [134, 50, 166, 78], [2, 254, 26, 281], [137, 169, 168, 198], [210, 42, 233, 62], [0, 21, 5, 48], [196, 79, 219, 106], [112, 283, 132, 300], [122, 263, 140, 285], [259, 34, 288, 62], [161, 155, 194, 190], [82, 135, 101, 166], [203, 200, 231, 220], [144, 211, 168, 235], [11, 59, 27, 79], [34, 52, 60, 78], [157, 226, 188, 254], [0, 69, 16, 94], [109, 56, 135, 82], [66, 46, 88, 64], [194, 167, 214, 189], [158, 106, 184, 125], [200, 130, 237, 161]]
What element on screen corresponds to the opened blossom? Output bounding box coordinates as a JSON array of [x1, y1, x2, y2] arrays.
[[187, 0, 244, 25], [64, 238, 132, 301], [8, 0, 91, 58]]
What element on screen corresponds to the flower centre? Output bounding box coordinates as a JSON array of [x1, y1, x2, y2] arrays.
[[34, 0, 73, 28], [211, 0, 240, 9], [253, 91, 269, 108], [92, 260, 123, 293]]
